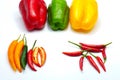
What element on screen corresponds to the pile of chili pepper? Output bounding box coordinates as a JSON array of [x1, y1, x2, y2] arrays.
[[62, 41, 112, 73], [8, 35, 46, 72]]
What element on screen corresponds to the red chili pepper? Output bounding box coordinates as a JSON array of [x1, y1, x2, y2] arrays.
[[62, 51, 83, 57], [27, 40, 37, 71], [79, 56, 84, 71], [19, 0, 47, 31], [96, 56, 106, 72], [86, 56, 100, 73], [81, 45, 102, 52], [90, 53, 106, 72], [68, 41, 102, 53], [102, 47, 107, 63], [79, 42, 112, 49]]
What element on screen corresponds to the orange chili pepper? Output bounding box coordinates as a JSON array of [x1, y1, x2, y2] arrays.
[[14, 35, 25, 72], [8, 35, 21, 71], [32, 47, 46, 67], [32, 47, 41, 67], [39, 47, 46, 67]]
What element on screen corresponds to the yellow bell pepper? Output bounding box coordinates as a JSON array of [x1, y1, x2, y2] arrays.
[[70, 0, 98, 32]]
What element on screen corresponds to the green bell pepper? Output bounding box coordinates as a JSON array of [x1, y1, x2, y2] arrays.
[[48, 0, 69, 31]]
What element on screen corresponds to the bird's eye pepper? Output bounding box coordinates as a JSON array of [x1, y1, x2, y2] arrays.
[[48, 0, 69, 31], [68, 41, 102, 53], [86, 55, 100, 73], [79, 56, 84, 71], [19, 0, 47, 31], [102, 48, 107, 63], [79, 42, 112, 49], [69, 0, 98, 32], [90, 53, 106, 72], [62, 51, 83, 57]]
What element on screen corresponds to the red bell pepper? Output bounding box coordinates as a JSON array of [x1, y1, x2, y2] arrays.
[[19, 0, 47, 31]]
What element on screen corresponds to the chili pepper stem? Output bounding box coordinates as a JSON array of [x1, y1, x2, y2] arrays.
[[24, 36, 27, 45], [68, 41, 81, 48], [105, 42, 112, 46], [22, 34, 25, 40], [16, 34, 21, 41], [89, 52, 96, 58], [32, 40, 37, 49], [82, 51, 88, 57], [104, 58, 106, 63]]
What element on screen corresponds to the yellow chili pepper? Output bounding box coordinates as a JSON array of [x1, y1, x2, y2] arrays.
[[14, 35, 24, 72], [70, 0, 98, 32], [8, 35, 21, 72]]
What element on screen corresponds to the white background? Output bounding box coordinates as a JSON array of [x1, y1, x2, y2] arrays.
[[0, 0, 120, 80]]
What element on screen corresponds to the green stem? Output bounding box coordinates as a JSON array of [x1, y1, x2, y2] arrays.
[[16, 34, 21, 41], [82, 51, 88, 57], [32, 40, 37, 50], [68, 41, 81, 48], [89, 52, 96, 58], [22, 34, 25, 40], [24, 36, 27, 45], [105, 42, 112, 46]]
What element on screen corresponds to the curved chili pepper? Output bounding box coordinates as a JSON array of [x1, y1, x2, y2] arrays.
[[62, 51, 83, 57], [68, 41, 102, 52], [27, 40, 37, 71], [32, 47, 41, 67], [39, 47, 46, 67], [20, 37, 28, 70], [79, 56, 84, 71], [79, 42, 112, 49], [14, 35, 25, 72], [96, 56, 106, 72], [102, 48, 107, 63], [86, 55, 100, 73], [8, 35, 21, 72]]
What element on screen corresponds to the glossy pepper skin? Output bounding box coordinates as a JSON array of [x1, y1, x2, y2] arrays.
[[20, 37, 28, 70], [27, 40, 37, 71], [48, 0, 69, 31], [19, 0, 47, 31], [8, 35, 21, 72], [70, 0, 98, 32]]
